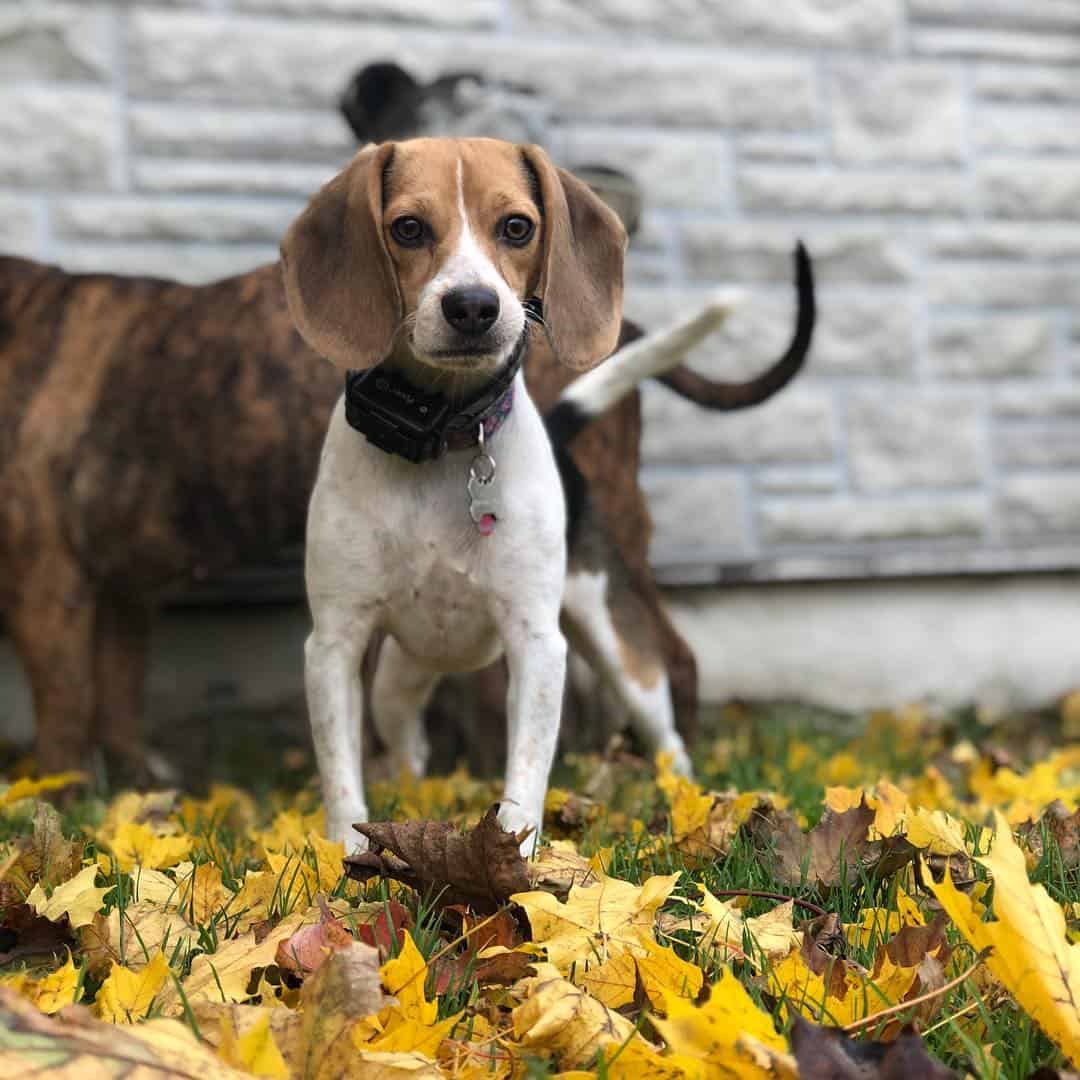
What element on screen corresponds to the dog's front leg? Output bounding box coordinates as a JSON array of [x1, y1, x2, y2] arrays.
[[498, 618, 567, 856], [305, 623, 370, 851]]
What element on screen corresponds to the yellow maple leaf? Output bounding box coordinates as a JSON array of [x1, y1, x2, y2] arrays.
[[825, 779, 908, 839], [512, 871, 679, 972], [906, 806, 968, 855], [582, 938, 703, 1010], [177, 862, 232, 924], [218, 1008, 289, 1079], [0, 772, 85, 808], [929, 811, 1080, 1065], [353, 1051, 444, 1078], [651, 968, 796, 1079], [379, 931, 438, 1026], [662, 890, 800, 967], [847, 887, 925, 949], [768, 948, 917, 1028], [26, 863, 108, 929], [307, 832, 347, 895], [2, 953, 81, 1014], [249, 807, 323, 858], [512, 963, 648, 1069], [95, 949, 172, 1024], [100, 822, 193, 872]]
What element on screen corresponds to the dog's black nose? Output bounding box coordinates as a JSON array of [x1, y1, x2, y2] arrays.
[[441, 286, 499, 336]]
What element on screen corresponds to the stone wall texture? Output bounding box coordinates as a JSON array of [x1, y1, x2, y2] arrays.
[[4, 0, 1080, 582]]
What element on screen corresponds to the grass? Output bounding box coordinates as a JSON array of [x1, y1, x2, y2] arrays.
[[1, 699, 1077, 1077]]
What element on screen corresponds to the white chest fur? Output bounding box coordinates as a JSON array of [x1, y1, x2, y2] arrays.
[[305, 373, 566, 673]]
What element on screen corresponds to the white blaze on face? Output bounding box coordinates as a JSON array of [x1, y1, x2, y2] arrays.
[[412, 157, 525, 367]]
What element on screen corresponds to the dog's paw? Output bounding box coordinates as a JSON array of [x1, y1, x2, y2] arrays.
[[497, 801, 541, 858], [665, 742, 694, 779]]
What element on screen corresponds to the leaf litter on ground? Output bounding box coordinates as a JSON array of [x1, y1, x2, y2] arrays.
[[0, 700, 1078, 1076]]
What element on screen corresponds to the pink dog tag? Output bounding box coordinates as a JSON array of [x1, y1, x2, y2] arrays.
[[477, 513, 496, 536]]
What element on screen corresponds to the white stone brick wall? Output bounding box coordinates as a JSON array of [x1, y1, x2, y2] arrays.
[[3, 0, 1080, 582]]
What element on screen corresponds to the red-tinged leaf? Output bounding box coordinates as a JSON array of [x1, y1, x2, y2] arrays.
[[274, 895, 352, 975], [354, 900, 410, 961]]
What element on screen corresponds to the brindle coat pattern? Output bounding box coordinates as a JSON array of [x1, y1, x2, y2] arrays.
[[0, 254, 695, 776]]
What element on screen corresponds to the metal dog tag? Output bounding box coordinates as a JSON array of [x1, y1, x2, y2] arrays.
[[467, 425, 498, 536]]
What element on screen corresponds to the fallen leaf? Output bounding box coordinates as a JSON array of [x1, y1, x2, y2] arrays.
[[345, 805, 530, 912], [0, 772, 86, 808], [651, 967, 798, 1079], [582, 937, 703, 1010], [275, 895, 353, 975], [0, 985, 253, 1078], [94, 949, 172, 1024], [155, 907, 316, 1015], [1, 952, 81, 1013], [101, 823, 193, 873], [218, 1007, 290, 1078], [527, 841, 597, 893], [929, 811, 1080, 1066], [512, 870, 679, 972], [177, 862, 233, 923], [5, 802, 83, 898], [790, 1016, 956, 1078], [755, 800, 917, 890], [512, 962, 649, 1068], [80, 901, 197, 974], [0, 900, 73, 966], [285, 940, 390, 1078], [26, 864, 109, 930]]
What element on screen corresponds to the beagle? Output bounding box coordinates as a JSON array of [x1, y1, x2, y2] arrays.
[[282, 137, 701, 852]]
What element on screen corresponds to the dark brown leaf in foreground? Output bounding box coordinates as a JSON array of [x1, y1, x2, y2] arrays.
[[751, 800, 917, 890], [791, 1016, 956, 1079], [344, 804, 531, 912]]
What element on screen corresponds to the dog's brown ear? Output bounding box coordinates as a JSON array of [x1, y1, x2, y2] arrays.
[[280, 142, 400, 369], [523, 145, 627, 370]]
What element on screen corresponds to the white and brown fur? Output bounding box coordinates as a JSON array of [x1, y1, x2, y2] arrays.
[[284, 137, 745, 850]]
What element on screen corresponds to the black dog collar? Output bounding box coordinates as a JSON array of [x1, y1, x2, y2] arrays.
[[343, 331, 528, 464]]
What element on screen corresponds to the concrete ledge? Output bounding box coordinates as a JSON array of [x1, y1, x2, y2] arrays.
[[667, 574, 1080, 715]]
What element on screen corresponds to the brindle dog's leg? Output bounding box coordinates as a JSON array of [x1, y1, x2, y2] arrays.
[[93, 595, 151, 785], [6, 555, 97, 776]]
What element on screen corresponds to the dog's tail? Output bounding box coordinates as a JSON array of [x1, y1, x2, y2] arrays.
[[656, 242, 814, 411], [545, 242, 814, 447], [544, 288, 741, 448]]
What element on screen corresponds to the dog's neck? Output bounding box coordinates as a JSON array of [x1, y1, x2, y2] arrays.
[[342, 331, 527, 464], [383, 346, 505, 406]]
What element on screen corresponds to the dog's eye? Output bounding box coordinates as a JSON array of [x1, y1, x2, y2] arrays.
[[390, 216, 427, 247], [500, 215, 535, 246]]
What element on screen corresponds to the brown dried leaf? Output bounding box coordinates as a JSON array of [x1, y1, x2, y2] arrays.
[[791, 1016, 957, 1079], [1019, 800, 1080, 869], [344, 804, 530, 912], [756, 800, 917, 889]]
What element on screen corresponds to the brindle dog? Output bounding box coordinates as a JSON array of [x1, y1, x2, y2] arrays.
[[0, 246, 810, 780]]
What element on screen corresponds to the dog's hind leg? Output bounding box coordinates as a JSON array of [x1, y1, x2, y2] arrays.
[[93, 596, 153, 785], [371, 636, 438, 779], [305, 611, 372, 851], [562, 568, 692, 776], [6, 554, 97, 776]]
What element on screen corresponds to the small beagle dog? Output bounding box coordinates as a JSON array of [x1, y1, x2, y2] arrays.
[[282, 137, 702, 852]]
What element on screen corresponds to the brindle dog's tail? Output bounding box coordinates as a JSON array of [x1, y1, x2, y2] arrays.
[[545, 243, 815, 450]]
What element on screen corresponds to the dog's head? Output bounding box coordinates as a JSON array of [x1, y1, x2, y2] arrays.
[[280, 137, 627, 376]]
